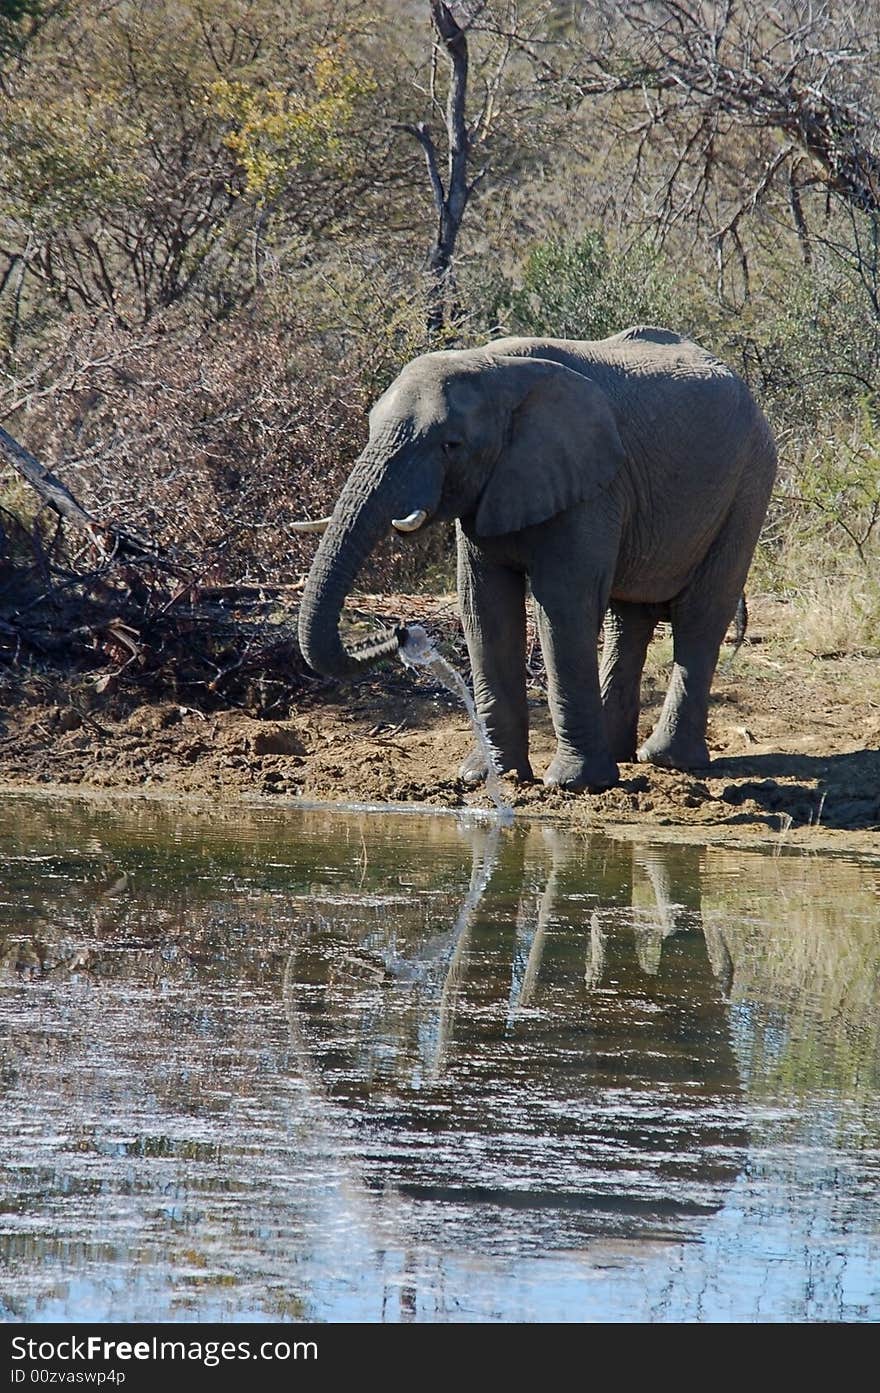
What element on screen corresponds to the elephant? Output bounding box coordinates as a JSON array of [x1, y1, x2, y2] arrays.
[[296, 326, 777, 791]]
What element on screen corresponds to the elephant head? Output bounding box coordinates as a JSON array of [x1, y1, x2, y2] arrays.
[[296, 347, 625, 678]]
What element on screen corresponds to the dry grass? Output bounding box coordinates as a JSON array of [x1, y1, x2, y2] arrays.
[[783, 570, 880, 658]]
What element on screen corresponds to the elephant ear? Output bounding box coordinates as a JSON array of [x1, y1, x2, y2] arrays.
[[474, 356, 626, 537]]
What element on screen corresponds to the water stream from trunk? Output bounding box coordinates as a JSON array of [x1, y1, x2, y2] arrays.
[[398, 624, 513, 820]]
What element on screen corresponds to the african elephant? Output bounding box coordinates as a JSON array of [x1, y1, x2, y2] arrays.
[[296, 327, 777, 791]]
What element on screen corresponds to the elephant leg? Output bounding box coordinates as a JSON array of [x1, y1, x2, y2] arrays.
[[638, 530, 749, 771], [457, 536, 533, 784], [530, 568, 619, 792], [600, 601, 658, 762], [636, 626, 719, 770]]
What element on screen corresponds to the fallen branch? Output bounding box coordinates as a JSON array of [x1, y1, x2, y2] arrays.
[[0, 424, 162, 560]]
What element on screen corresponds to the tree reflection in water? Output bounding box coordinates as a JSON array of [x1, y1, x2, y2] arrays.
[[284, 825, 749, 1249], [1, 799, 879, 1321]]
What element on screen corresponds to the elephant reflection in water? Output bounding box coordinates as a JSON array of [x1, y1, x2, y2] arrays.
[[284, 827, 747, 1246]]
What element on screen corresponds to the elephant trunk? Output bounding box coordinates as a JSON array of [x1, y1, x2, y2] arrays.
[[297, 445, 437, 679]]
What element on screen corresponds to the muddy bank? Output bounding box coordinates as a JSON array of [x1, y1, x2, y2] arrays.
[[1, 596, 877, 855]]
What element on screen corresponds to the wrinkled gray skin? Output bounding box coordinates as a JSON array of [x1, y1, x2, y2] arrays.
[[297, 327, 777, 791]]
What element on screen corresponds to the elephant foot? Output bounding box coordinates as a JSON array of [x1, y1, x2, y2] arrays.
[[458, 747, 533, 786], [543, 750, 619, 793], [637, 731, 711, 772]]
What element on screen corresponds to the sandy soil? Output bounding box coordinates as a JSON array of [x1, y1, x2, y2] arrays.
[[1, 598, 878, 854]]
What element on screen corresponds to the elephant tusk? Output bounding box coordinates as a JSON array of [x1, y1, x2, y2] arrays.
[[391, 509, 428, 533], [291, 516, 332, 533]]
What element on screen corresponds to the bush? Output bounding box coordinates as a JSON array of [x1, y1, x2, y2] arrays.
[[2, 293, 455, 594], [717, 253, 880, 434], [484, 231, 687, 340]]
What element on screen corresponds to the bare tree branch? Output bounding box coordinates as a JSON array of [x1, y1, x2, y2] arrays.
[[394, 121, 446, 211], [0, 425, 161, 560], [562, 0, 880, 270]]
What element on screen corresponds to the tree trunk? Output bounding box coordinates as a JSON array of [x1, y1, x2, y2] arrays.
[[398, 2, 473, 337]]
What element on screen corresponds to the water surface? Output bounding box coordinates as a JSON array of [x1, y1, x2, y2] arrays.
[[1, 798, 878, 1322]]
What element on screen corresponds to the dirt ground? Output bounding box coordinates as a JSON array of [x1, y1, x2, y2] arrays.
[[1, 596, 878, 855]]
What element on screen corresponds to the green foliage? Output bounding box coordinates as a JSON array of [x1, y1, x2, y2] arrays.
[[0, 0, 54, 63], [726, 254, 880, 431], [499, 232, 686, 339], [791, 407, 880, 565], [716, 249, 880, 643], [208, 49, 376, 204], [0, 1, 415, 326], [2, 90, 146, 231], [285, 259, 434, 394]]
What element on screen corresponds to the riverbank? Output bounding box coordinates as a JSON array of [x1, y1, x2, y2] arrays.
[[1, 595, 877, 855]]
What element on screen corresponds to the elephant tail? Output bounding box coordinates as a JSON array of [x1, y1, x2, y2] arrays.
[[730, 593, 748, 658]]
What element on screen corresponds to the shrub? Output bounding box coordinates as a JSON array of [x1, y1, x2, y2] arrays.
[[2, 293, 455, 594], [492, 231, 687, 340]]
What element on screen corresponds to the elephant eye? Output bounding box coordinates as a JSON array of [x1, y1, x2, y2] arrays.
[[443, 440, 463, 455]]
